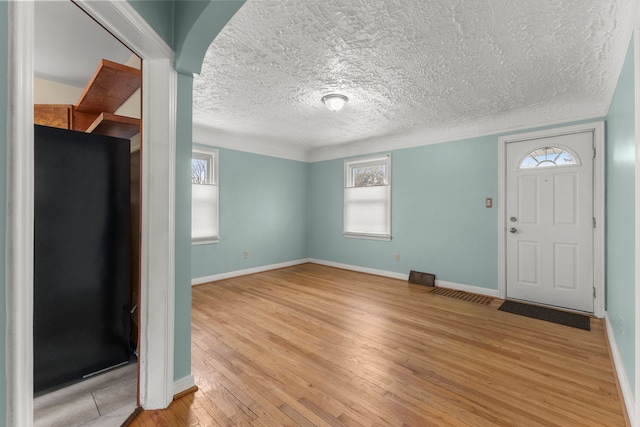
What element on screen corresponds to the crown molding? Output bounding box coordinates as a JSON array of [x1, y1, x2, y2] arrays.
[[193, 121, 309, 162], [307, 107, 606, 162], [195, 107, 605, 164]]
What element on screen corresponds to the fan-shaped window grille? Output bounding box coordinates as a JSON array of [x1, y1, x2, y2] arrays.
[[518, 146, 579, 170]]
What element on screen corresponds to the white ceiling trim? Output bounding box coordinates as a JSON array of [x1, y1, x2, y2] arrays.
[[308, 109, 606, 162], [195, 108, 605, 164], [193, 121, 310, 162]]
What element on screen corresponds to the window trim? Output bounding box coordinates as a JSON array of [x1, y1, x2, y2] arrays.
[[343, 154, 392, 241], [517, 144, 581, 170], [192, 149, 215, 184], [191, 147, 219, 245]]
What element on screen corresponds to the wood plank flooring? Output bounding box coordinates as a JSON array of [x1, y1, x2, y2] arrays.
[[130, 263, 627, 426]]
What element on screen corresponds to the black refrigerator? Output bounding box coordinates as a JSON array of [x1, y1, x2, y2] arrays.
[[34, 125, 131, 394]]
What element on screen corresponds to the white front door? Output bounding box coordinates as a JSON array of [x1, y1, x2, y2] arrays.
[[506, 131, 594, 313]]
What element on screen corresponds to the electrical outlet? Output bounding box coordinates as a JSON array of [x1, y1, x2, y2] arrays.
[[243, 251, 249, 259], [393, 253, 400, 262], [485, 197, 493, 208]]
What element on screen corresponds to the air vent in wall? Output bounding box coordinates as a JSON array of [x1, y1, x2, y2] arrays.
[[408, 270, 435, 287]]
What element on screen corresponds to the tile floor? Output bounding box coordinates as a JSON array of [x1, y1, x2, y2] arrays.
[[34, 363, 137, 427]]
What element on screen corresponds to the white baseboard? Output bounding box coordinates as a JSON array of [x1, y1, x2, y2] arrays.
[[605, 312, 636, 426], [308, 258, 408, 280], [308, 259, 499, 297], [193, 257, 499, 297], [173, 374, 196, 397], [191, 258, 310, 285]]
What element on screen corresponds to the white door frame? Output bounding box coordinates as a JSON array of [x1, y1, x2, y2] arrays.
[[497, 121, 605, 318], [7, 2, 177, 426], [634, 25, 640, 426]]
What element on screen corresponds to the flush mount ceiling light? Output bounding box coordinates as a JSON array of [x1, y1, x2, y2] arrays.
[[322, 94, 348, 112]]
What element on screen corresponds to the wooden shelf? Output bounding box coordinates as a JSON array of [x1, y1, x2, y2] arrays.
[[35, 59, 141, 139], [85, 113, 140, 139], [75, 59, 141, 114]]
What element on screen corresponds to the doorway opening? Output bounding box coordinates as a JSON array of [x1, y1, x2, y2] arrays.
[[32, 2, 140, 424], [497, 121, 605, 318], [7, 1, 177, 425]]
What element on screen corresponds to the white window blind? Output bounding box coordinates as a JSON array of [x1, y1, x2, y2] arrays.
[[343, 154, 391, 240], [192, 148, 219, 244]]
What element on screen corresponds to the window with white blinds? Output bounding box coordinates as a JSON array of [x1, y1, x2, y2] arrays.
[[343, 154, 391, 240], [192, 148, 219, 244]]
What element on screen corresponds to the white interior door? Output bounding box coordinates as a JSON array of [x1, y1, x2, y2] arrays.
[[506, 131, 594, 313]]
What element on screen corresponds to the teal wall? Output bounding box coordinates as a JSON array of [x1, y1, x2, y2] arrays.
[[129, 0, 244, 383], [173, 0, 245, 74], [606, 37, 636, 394], [308, 138, 499, 289], [306, 118, 606, 288], [194, 121, 603, 290], [127, 0, 174, 47], [127, 0, 245, 73], [191, 147, 308, 278], [174, 73, 194, 381], [0, 2, 7, 421]]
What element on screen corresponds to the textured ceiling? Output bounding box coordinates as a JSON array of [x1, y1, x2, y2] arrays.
[[193, 0, 635, 159]]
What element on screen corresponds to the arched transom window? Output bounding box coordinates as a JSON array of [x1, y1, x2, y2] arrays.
[[518, 146, 580, 170]]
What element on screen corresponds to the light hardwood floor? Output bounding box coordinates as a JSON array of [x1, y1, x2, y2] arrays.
[[131, 263, 627, 426]]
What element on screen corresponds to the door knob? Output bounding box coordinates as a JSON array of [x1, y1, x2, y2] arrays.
[[509, 227, 517, 234]]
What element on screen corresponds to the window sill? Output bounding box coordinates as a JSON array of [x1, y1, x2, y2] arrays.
[[192, 238, 220, 246], [343, 232, 391, 242]]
